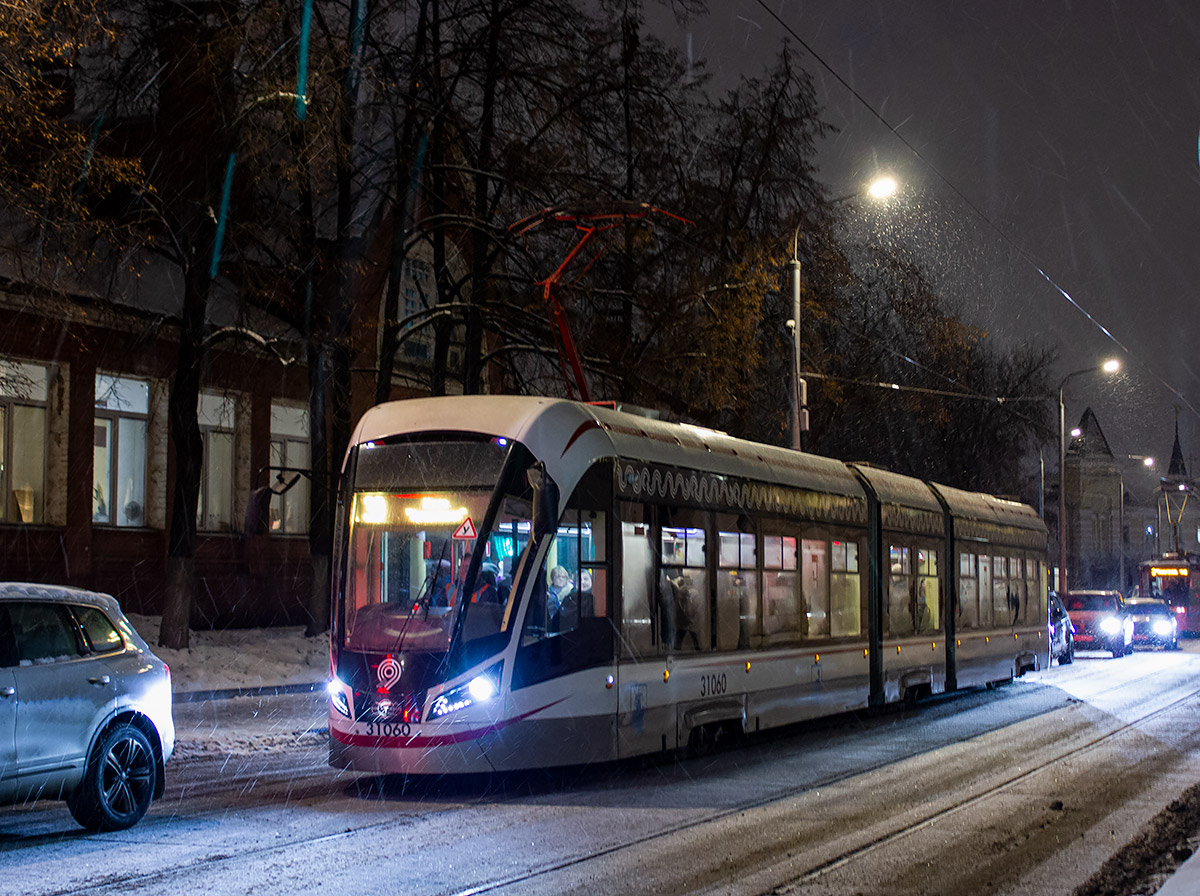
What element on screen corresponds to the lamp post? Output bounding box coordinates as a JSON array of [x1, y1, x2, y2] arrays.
[[789, 175, 898, 451], [1057, 358, 1120, 593], [1119, 455, 1155, 591]]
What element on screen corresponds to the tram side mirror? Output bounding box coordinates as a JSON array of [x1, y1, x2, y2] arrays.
[[527, 463, 560, 536]]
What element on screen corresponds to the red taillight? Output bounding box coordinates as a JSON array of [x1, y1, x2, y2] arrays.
[[1175, 606, 1187, 614]]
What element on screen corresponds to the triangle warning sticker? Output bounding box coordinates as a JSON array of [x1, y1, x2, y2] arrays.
[[453, 518, 477, 539]]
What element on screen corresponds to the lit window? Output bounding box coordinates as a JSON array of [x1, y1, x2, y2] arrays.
[[0, 360, 48, 524], [94, 374, 148, 526], [197, 392, 236, 531], [269, 401, 309, 534]]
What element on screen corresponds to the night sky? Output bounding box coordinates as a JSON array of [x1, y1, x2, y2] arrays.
[[654, 1, 1200, 490]]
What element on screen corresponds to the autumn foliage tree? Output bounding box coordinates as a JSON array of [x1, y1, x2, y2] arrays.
[[1, 0, 1055, 643]]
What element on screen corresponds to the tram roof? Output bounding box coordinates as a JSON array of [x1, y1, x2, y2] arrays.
[[926, 480, 1046, 536], [350, 396, 866, 499], [849, 463, 943, 513]]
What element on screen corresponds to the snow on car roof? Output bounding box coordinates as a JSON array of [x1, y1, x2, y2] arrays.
[[0, 582, 118, 609]]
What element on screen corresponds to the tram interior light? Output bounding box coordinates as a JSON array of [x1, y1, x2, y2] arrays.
[[358, 494, 389, 524], [404, 495, 469, 524]]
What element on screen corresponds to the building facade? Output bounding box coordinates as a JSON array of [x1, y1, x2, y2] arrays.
[[1063, 408, 1197, 594]]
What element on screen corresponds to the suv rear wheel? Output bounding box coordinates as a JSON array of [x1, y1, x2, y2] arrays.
[[68, 722, 157, 831]]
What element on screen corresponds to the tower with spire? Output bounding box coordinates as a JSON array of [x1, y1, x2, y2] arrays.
[[1159, 419, 1194, 556], [1062, 407, 1122, 590]]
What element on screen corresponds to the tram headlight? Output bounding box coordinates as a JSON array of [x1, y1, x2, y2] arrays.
[[427, 663, 502, 720], [1100, 617, 1122, 635], [468, 675, 497, 702], [327, 677, 351, 718]]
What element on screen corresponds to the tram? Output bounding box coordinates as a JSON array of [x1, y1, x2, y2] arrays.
[[1139, 554, 1200, 635], [327, 396, 1048, 775]]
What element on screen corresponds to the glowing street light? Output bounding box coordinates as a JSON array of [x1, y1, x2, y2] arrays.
[[868, 176, 898, 200], [1057, 358, 1121, 592], [789, 175, 900, 451]]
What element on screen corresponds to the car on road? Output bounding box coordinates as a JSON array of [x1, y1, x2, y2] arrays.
[[1062, 590, 1133, 657], [1126, 596, 1180, 650], [0, 583, 174, 830], [1048, 591, 1075, 665]]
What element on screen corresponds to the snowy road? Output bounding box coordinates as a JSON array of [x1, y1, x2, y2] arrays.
[[4, 647, 1200, 896]]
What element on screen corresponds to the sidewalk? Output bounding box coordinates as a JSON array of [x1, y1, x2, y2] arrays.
[[128, 614, 329, 696], [171, 687, 329, 761]]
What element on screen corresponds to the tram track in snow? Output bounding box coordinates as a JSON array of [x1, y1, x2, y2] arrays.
[[772, 685, 1200, 894], [16, 657, 1200, 896], [445, 666, 1200, 896]]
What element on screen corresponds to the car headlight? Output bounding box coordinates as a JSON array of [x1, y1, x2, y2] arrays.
[[1100, 617, 1121, 635], [1153, 619, 1175, 637], [427, 663, 502, 720], [327, 676, 351, 718]]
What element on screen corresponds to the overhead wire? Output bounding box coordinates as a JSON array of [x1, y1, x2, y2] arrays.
[[753, 0, 1200, 424]]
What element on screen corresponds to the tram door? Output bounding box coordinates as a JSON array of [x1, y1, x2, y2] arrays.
[[616, 502, 675, 758], [515, 461, 620, 763]]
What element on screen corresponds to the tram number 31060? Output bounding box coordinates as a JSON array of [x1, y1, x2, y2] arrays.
[[699, 672, 727, 697]]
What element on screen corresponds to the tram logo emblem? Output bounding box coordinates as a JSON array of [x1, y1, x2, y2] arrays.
[[377, 655, 403, 691]]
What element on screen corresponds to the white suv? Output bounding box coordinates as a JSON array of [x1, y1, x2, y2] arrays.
[[0, 583, 174, 830]]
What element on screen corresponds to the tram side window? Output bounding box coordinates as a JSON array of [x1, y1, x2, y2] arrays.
[[513, 465, 614, 689], [993, 555, 1020, 626], [916, 549, 940, 633], [762, 529, 801, 643], [716, 515, 757, 650], [801, 539, 830, 639], [977, 554, 994, 627], [830, 539, 864, 637], [1023, 558, 1043, 626], [957, 553, 979, 630], [619, 501, 657, 658], [661, 508, 708, 652], [887, 546, 913, 636], [539, 505, 606, 635]]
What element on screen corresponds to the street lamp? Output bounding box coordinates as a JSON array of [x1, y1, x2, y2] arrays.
[[1119, 455, 1155, 591], [788, 174, 899, 450], [1057, 358, 1121, 592]]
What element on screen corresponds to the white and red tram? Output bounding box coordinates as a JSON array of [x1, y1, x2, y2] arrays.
[[327, 396, 1048, 775]]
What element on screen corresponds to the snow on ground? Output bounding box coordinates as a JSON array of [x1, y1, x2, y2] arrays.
[[127, 615, 329, 694]]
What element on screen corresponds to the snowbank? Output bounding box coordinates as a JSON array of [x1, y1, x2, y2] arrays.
[[127, 615, 329, 694]]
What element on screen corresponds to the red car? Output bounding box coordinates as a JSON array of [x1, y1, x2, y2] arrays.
[[1062, 590, 1133, 657]]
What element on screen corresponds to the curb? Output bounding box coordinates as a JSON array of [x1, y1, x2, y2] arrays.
[[174, 681, 326, 703]]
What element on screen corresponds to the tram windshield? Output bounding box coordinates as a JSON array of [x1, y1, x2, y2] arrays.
[[1150, 573, 1189, 604], [342, 439, 534, 657]]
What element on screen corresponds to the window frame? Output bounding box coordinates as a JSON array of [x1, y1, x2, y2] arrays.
[[269, 400, 311, 535], [0, 359, 50, 525], [93, 373, 150, 528], [197, 391, 237, 532]]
